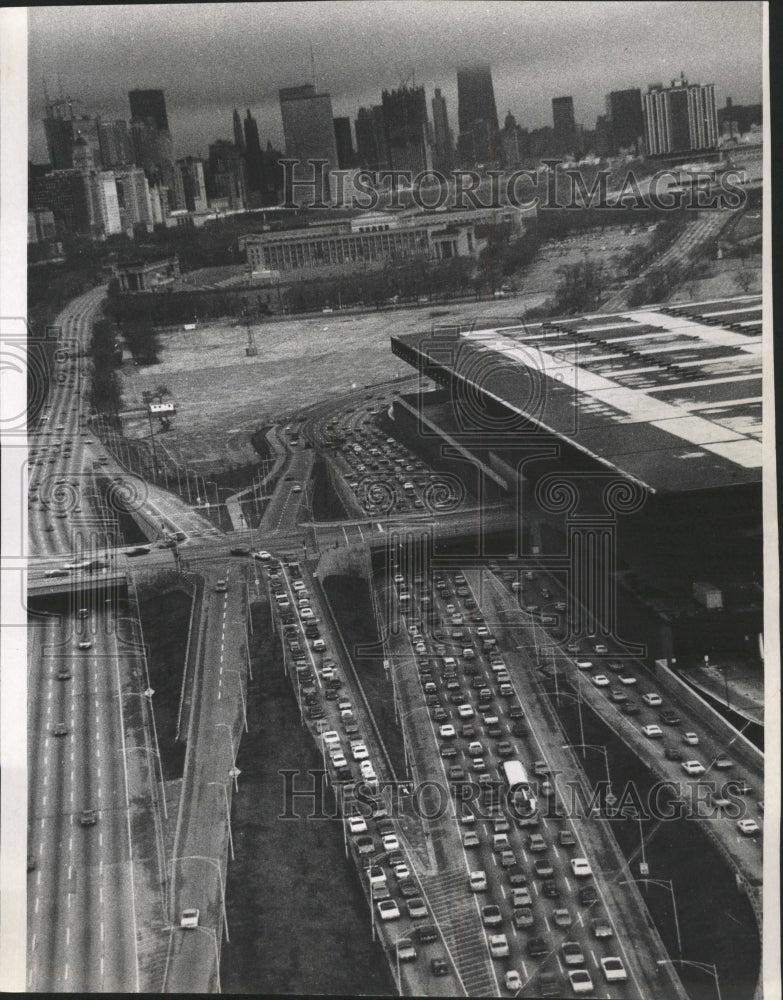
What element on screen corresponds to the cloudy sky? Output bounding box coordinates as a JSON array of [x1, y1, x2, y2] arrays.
[[28, 1, 765, 162]]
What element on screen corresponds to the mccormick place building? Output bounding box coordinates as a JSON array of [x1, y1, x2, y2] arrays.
[[389, 296, 763, 671]]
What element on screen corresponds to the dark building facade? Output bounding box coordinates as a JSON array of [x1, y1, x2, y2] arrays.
[[207, 140, 248, 210], [243, 109, 264, 194], [456, 65, 499, 166], [643, 76, 718, 156], [98, 119, 133, 168], [607, 88, 644, 153], [333, 117, 356, 169], [431, 88, 454, 173], [552, 95, 577, 155], [29, 169, 91, 235], [718, 97, 763, 137], [128, 89, 169, 132], [381, 85, 432, 176], [355, 105, 390, 172]]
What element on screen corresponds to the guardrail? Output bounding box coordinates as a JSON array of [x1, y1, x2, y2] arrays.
[[175, 573, 203, 742]]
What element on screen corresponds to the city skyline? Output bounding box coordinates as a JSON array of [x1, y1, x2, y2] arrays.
[[28, 2, 763, 163]]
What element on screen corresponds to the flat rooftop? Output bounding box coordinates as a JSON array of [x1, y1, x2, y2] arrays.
[[391, 296, 763, 495]]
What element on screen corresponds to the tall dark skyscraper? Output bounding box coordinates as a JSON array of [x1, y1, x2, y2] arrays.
[[456, 65, 499, 166], [381, 85, 432, 175], [355, 105, 389, 172], [243, 109, 263, 194], [552, 95, 578, 154], [128, 89, 169, 132], [279, 84, 339, 203], [233, 109, 246, 153], [431, 88, 454, 173], [607, 88, 644, 152], [333, 117, 356, 170]]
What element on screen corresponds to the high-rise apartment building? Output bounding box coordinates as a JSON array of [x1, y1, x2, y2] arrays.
[[456, 65, 499, 166], [552, 96, 578, 155], [643, 75, 718, 155], [98, 119, 133, 168], [279, 84, 339, 204], [177, 157, 208, 213], [114, 167, 153, 231], [606, 88, 644, 153], [381, 85, 432, 177], [128, 89, 169, 132], [207, 140, 248, 210], [431, 88, 454, 173], [29, 170, 91, 235], [355, 105, 390, 172]]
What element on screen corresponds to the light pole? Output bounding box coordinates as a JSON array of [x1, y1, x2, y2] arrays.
[[656, 959, 721, 1000], [224, 668, 247, 732], [208, 781, 234, 860], [562, 743, 613, 801], [621, 878, 682, 957]]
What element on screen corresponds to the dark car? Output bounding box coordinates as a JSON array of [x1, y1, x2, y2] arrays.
[[527, 936, 549, 957], [578, 884, 598, 905], [417, 923, 438, 944], [620, 701, 640, 715], [511, 721, 528, 737], [507, 870, 528, 887], [230, 546, 250, 556], [542, 880, 561, 898], [430, 957, 449, 976], [664, 746, 684, 761], [399, 880, 419, 898], [507, 704, 524, 718], [659, 709, 681, 725]]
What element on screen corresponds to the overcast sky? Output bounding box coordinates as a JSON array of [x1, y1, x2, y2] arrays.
[[28, 1, 765, 162]]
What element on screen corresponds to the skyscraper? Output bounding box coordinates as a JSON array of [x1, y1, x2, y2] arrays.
[[456, 65, 499, 165], [552, 96, 577, 155], [606, 88, 644, 153], [355, 105, 390, 172], [333, 117, 356, 170], [207, 140, 248, 211], [279, 84, 339, 204], [98, 119, 133, 169], [243, 109, 264, 194], [431, 88, 454, 173], [381, 85, 432, 176], [233, 109, 246, 153], [128, 89, 169, 132], [177, 157, 208, 213], [643, 75, 718, 156]]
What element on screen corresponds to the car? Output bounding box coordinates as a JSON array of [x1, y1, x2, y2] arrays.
[[504, 970, 522, 992], [528, 833, 547, 852], [356, 835, 375, 855], [575, 659, 593, 670], [322, 730, 341, 748], [592, 674, 610, 687], [737, 818, 760, 835], [664, 746, 684, 761], [507, 871, 528, 888], [562, 941, 585, 965], [568, 969, 594, 994], [52, 722, 68, 737], [489, 934, 509, 958], [27, 854, 37, 872], [609, 688, 628, 703], [439, 724, 456, 739], [660, 709, 681, 725], [348, 816, 367, 834], [481, 904, 503, 927], [621, 701, 640, 715], [681, 760, 706, 776], [254, 550, 272, 560], [398, 879, 418, 898], [377, 899, 400, 921], [512, 906, 535, 933], [578, 884, 598, 905], [500, 850, 517, 868], [590, 915, 613, 938], [407, 897, 428, 919], [600, 957, 628, 982], [593, 643, 608, 654], [79, 809, 97, 826], [463, 830, 480, 848], [538, 971, 562, 997], [642, 724, 663, 739], [430, 956, 449, 976], [382, 833, 399, 852], [559, 829, 576, 847], [469, 870, 487, 891], [642, 692, 663, 706], [396, 937, 416, 962], [570, 858, 592, 877], [493, 816, 510, 834], [57, 669, 72, 681], [683, 732, 699, 745], [180, 908, 200, 928], [351, 743, 369, 760], [527, 936, 548, 957], [618, 673, 637, 685], [493, 833, 511, 852], [715, 755, 734, 769]]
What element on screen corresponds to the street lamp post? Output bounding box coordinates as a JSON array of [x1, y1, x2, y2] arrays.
[[621, 878, 682, 957], [656, 959, 721, 1000], [562, 743, 613, 802]]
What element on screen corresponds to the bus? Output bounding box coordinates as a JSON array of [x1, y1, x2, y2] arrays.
[[502, 760, 538, 824]]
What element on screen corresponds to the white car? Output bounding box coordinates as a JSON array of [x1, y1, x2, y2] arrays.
[[254, 550, 272, 561], [489, 933, 509, 958], [642, 724, 663, 738], [642, 692, 662, 706], [618, 674, 637, 685], [78, 639, 93, 650], [360, 760, 376, 778], [591, 674, 610, 687], [458, 704, 474, 719], [439, 724, 456, 739], [377, 899, 400, 921], [393, 862, 411, 879], [571, 858, 592, 877], [681, 760, 706, 776], [366, 864, 386, 886], [575, 660, 593, 670], [600, 956, 628, 982], [469, 870, 487, 891], [504, 970, 522, 991], [180, 908, 200, 928], [568, 969, 594, 994], [415, 642, 427, 654], [322, 731, 341, 748], [382, 833, 400, 851], [300, 608, 315, 620], [737, 818, 760, 835], [594, 643, 609, 654], [330, 750, 347, 768], [348, 816, 367, 834], [351, 743, 369, 760], [683, 732, 699, 745]]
